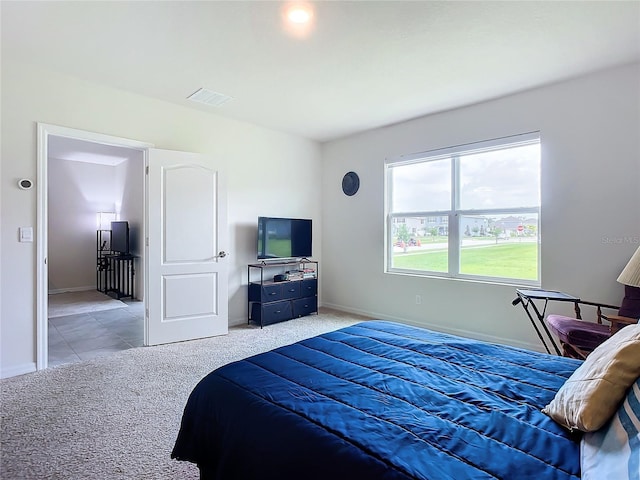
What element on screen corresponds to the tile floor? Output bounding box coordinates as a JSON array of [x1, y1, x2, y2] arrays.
[[48, 299, 144, 367]]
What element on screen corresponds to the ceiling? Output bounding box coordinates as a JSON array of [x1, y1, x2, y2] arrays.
[[2, 1, 639, 143], [48, 136, 137, 166]]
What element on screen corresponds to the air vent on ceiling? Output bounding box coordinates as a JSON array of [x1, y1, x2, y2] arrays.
[[187, 88, 233, 107]]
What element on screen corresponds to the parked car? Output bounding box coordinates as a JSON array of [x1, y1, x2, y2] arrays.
[[395, 237, 419, 247]]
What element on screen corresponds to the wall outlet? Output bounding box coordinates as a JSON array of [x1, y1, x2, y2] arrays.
[[415, 295, 422, 305], [19, 226, 33, 243]]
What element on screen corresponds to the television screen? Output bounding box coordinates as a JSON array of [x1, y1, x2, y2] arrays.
[[258, 217, 312, 260], [111, 221, 130, 255]]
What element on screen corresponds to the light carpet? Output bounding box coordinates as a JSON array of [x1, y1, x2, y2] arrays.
[[48, 290, 128, 318], [0, 309, 369, 479]]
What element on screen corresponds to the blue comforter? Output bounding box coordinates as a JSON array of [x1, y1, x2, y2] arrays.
[[172, 321, 582, 479]]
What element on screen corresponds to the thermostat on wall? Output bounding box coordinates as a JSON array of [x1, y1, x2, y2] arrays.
[[18, 179, 33, 190]]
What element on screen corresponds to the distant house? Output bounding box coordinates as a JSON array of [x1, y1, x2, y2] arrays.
[[393, 215, 539, 238], [392, 216, 448, 237], [489, 216, 537, 237]]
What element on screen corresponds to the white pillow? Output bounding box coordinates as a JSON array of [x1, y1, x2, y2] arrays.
[[581, 378, 640, 480], [542, 324, 640, 431]]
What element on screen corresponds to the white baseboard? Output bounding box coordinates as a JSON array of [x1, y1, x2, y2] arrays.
[[229, 315, 247, 327], [48, 286, 95, 295], [320, 302, 375, 320], [321, 302, 544, 353], [1, 362, 36, 379]]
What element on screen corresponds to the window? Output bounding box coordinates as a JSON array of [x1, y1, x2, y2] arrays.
[[385, 132, 540, 285]]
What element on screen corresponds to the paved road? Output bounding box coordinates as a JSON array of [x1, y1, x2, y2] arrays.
[[393, 237, 538, 254]]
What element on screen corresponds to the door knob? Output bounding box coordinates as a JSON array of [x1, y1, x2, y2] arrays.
[[217, 251, 227, 258]]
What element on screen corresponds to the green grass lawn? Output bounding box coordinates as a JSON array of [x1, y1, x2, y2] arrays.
[[393, 243, 538, 280], [260, 238, 292, 257]]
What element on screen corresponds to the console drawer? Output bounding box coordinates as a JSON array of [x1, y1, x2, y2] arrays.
[[292, 296, 318, 318], [300, 278, 317, 297], [251, 300, 292, 325], [281, 281, 301, 300], [249, 282, 283, 302]]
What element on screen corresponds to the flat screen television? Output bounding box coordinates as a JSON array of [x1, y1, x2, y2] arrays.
[[111, 221, 130, 255], [257, 217, 312, 260]]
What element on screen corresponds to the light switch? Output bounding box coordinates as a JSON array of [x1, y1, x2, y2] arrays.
[[19, 227, 33, 243]]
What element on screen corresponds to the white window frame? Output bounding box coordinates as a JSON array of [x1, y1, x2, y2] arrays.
[[384, 132, 541, 286]]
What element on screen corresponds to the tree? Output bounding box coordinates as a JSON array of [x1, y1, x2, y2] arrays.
[[492, 227, 502, 244], [526, 224, 537, 237], [396, 224, 411, 252]]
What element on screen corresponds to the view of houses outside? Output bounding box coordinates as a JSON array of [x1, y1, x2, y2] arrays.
[[391, 214, 539, 280], [387, 136, 540, 282]]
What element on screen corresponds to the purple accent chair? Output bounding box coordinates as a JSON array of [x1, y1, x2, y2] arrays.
[[546, 286, 640, 359]]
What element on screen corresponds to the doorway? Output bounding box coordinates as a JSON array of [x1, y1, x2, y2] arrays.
[[37, 124, 230, 370], [36, 124, 152, 370]]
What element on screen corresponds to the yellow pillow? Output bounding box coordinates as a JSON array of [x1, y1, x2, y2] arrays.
[[542, 324, 640, 432]]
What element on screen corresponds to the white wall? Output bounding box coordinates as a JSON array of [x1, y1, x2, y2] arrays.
[[321, 62, 640, 351], [0, 59, 322, 377], [47, 154, 145, 298], [116, 155, 145, 299], [48, 158, 117, 291]]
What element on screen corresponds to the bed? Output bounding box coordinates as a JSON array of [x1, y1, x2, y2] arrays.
[[171, 320, 589, 479]]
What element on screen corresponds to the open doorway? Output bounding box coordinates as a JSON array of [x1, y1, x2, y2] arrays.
[[38, 124, 229, 369], [37, 124, 152, 370], [46, 136, 144, 366]]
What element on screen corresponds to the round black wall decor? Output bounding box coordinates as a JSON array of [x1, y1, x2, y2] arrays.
[[342, 171, 360, 196]]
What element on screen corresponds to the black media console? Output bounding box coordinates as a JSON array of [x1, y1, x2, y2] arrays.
[[247, 260, 318, 328]]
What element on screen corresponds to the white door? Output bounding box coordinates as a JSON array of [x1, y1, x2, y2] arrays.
[[147, 149, 228, 345]]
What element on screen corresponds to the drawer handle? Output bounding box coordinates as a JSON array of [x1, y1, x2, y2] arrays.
[[288, 289, 296, 292], [269, 292, 277, 296], [275, 310, 281, 314]]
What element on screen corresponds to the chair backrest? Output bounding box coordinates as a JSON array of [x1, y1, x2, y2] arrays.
[[572, 300, 619, 324]]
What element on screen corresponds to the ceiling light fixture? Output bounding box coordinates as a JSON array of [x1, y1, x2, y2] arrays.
[[282, 2, 315, 38], [287, 7, 311, 24]]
